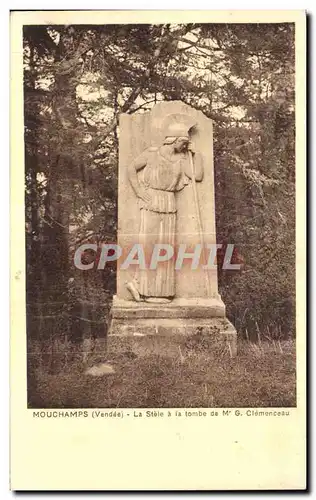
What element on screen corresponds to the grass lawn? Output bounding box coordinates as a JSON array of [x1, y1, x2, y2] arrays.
[[28, 334, 296, 408]]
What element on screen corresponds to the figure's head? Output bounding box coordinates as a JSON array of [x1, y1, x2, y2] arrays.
[[163, 122, 190, 152]]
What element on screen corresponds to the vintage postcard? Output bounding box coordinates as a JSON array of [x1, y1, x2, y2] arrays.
[[10, 10, 306, 490]]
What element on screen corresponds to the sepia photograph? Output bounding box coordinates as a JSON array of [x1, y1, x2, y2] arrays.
[[23, 19, 298, 410]]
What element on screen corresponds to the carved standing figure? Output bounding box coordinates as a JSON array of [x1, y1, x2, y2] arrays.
[[126, 122, 204, 303]]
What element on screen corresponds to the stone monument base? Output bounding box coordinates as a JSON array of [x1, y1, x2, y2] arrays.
[[109, 296, 237, 356]]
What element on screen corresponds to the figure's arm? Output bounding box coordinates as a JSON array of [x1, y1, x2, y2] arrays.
[[127, 150, 151, 204], [183, 143, 204, 182]]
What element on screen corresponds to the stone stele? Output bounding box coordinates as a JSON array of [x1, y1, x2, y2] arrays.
[[109, 101, 237, 356]]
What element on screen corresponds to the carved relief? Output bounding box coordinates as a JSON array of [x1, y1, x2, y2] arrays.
[[126, 120, 204, 303]]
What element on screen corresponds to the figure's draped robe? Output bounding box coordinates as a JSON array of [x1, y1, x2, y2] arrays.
[[135, 148, 189, 298]]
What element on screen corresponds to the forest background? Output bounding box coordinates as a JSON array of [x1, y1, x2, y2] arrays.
[[24, 23, 295, 366]]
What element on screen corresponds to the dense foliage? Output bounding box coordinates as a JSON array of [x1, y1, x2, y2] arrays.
[[24, 23, 295, 351]]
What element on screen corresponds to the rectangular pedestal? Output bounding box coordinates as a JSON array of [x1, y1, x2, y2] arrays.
[[111, 296, 226, 319], [109, 295, 237, 356], [109, 315, 237, 356]]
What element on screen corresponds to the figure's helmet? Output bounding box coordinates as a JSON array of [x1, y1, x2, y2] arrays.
[[165, 122, 190, 138]]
